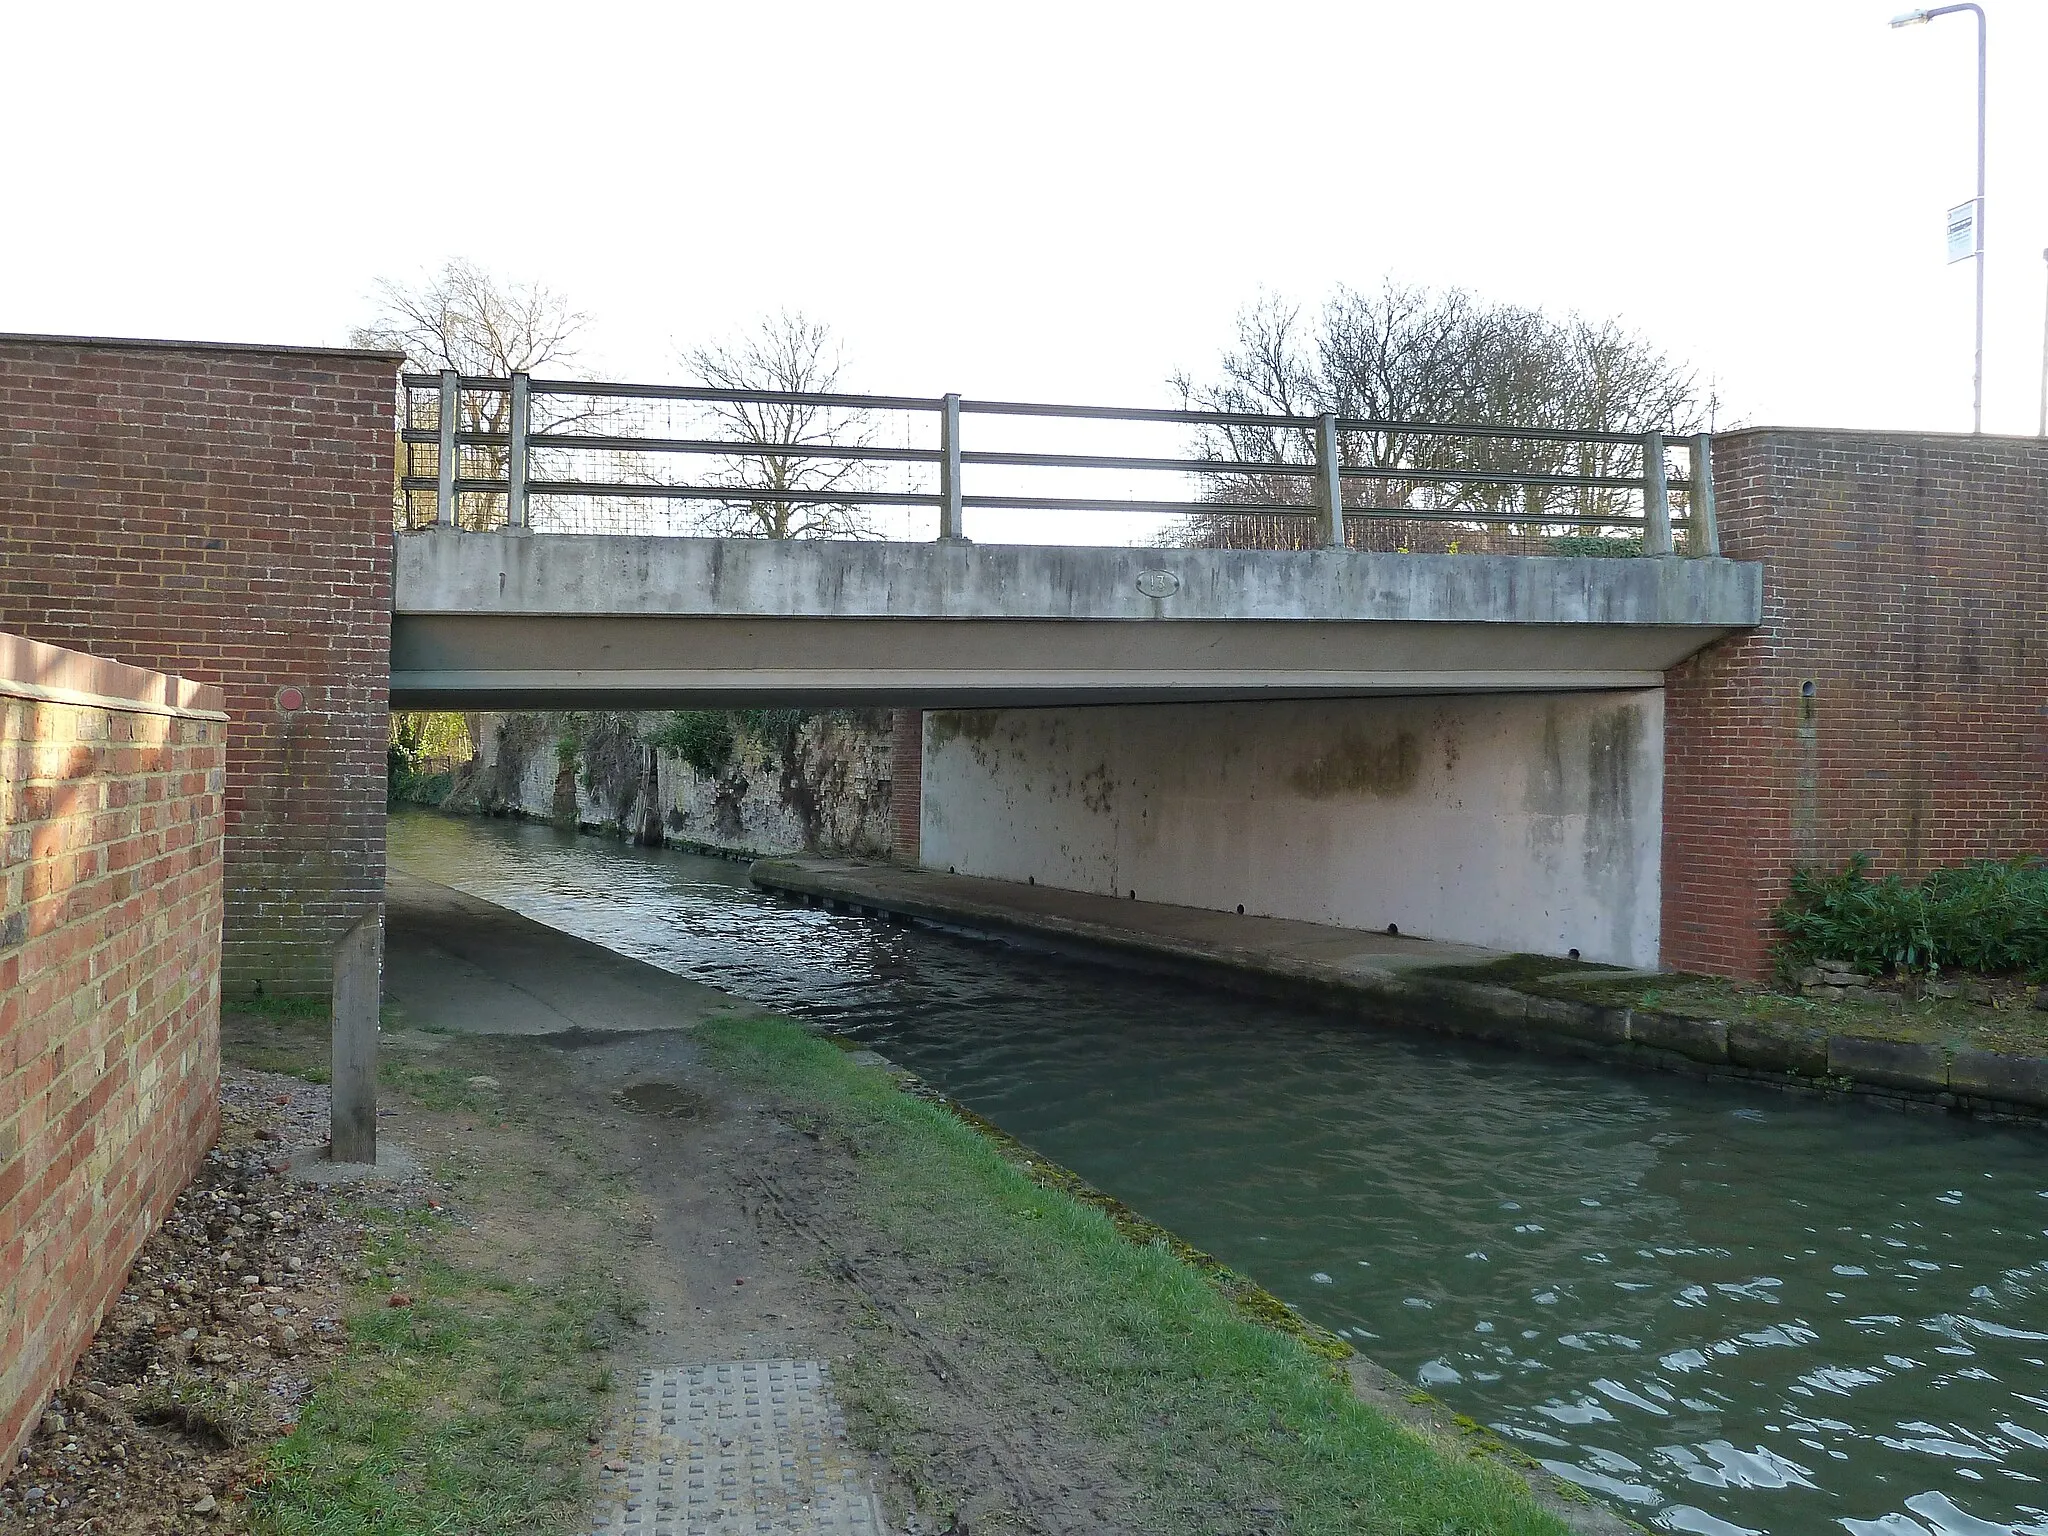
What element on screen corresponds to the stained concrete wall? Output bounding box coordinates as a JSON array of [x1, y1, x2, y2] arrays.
[[920, 693, 1664, 968]]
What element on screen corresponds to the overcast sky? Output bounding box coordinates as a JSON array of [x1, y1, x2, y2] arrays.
[[7, 0, 2044, 439]]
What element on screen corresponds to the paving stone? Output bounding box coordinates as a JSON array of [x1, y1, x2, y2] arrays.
[[585, 1360, 884, 1536]]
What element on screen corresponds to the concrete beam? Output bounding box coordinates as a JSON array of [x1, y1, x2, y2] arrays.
[[398, 530, 1762, 625], [390, 533, 1761, 707]]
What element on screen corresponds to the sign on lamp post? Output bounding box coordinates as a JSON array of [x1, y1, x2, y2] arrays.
[[1946, 200, 1981, 265]]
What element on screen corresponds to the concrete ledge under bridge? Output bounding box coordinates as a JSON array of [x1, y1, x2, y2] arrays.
[[390, 531, 1761, 707]]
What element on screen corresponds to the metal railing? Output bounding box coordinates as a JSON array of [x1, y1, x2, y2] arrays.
[[398, 371, 1720, 556]]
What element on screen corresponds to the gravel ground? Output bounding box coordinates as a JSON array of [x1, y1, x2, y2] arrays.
[[0, 1068, 430, 1533]]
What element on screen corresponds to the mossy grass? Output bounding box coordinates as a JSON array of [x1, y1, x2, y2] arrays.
[[1417, 954, 1630, 988], [699, 1012, 1579, 1536], [247, 1205, 630, 1535], [1527, 969, 2048, 1057], [1415, 953, 2048, 1059], [218, 1010, 493, 1102]]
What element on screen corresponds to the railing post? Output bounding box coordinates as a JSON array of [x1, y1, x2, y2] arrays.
[[1317, 412, 1345, 548], [938, 392, 963, 540], [506, 373, 530, 531], [1690, 432, 1719, 556], [1642, 430, 1673, 556], [435, 369, 458, 528]]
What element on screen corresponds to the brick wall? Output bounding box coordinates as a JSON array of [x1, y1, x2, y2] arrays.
[[0, 335, 400, 996], [889, 708, 922, 862], [0, 632, 226, 1471], [1662, 428, 2048, 979]]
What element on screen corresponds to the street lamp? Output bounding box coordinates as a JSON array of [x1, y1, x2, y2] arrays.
[[1890, 4, 1987, 434], [2037, 248, 2047, 437]]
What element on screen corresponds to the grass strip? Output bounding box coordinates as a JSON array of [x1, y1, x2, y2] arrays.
[[700, 1012, 1579, 1536], [247, 1205, 629, 1536]]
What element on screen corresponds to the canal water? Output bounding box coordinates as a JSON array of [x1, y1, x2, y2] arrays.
[[390, 811, 2048, 1536]]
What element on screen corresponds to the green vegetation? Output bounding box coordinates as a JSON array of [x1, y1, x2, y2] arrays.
[[646, 709, 738, 777], [388, 713, 470, 807], [700, 1013, 1576, 1536], [136, 1374, 275, 1448], [220, 1015, 639, 1536], [1775, 854, 2048, 980], [1545, 534, 1643, 558], [1525, 969, 2048, 1058], [249, 1205, 630, 1536], [646, 707, 872, 780], [1416, 953, 1629, 988]]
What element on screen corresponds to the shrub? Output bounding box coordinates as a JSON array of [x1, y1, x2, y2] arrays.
[[1775, 853, 2048, 979], [647, 710, 737, 778]]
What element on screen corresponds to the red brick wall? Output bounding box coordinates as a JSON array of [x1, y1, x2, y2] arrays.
[[889, 708, 922, 862], [0, 632, 226, 1472], [0, 335, 400, 996], [1662, 429, 2048, 979]]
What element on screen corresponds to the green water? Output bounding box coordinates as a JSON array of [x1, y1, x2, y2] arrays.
[[392, 811, 2048, 1536]]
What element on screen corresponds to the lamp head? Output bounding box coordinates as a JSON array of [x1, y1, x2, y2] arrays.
[[1889, 8, 1930, 24]]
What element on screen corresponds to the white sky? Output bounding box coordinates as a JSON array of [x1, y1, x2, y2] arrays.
[[6, 0, 2043, 446]]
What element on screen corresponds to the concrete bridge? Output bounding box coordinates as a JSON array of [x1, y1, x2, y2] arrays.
[[390, 531, 1761, 708], [6, 332, 2043, 999]]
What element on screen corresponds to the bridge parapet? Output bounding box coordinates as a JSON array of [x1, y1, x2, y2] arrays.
[[397, 371, 1720, 556]]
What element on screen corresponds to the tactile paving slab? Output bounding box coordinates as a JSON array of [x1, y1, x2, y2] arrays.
[[587, 1360, 886, 1536]]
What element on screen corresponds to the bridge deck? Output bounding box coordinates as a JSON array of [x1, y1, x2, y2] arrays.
[[390, 532, 1761, 707]]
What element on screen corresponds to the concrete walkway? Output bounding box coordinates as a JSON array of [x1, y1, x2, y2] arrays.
[[384, 870, 738, 1037], [747, 856, 1515, 988], [746, 859, 2048, 1122]]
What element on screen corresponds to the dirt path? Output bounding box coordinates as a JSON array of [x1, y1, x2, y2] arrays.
[[377, 869, 1157, 1533], [540, 1027, 1150, 1533]]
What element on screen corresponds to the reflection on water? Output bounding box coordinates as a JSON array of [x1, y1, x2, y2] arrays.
[[392, 811, 2048, 1536]]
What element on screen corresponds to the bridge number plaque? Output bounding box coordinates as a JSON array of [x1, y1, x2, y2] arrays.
[[1135, 569, 1181, 599]]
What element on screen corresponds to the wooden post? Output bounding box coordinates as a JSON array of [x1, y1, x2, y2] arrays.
[[330, 910, 382, 1163]]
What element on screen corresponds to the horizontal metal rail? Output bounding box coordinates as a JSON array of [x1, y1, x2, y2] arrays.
[[401, 371, 1718, 554], [404, 426, 1691, 492], [399, 476, 1657, 525]]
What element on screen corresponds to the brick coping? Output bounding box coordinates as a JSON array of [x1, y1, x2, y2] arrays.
[[1716, 422, 2048, 447], [0, 331, 405, 364], [0, 631, 226, 720]]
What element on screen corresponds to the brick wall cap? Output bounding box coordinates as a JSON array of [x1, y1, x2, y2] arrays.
[[0, 331, 406, 365], [0, 631, 226, 719], [1718, 423, 2048, 449]]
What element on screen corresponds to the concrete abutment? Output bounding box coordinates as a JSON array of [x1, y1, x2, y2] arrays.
[[918, 690, 1665, 969]]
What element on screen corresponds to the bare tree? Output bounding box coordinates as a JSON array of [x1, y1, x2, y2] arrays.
[[353, 257, 589, 378], [354, 259, 592, 529], [678, 312, 877, 540], [1170, 281, 1706, 553]]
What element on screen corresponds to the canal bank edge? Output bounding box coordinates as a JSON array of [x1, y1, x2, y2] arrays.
[[865, 1057, 1638, 1536], [748, 859, 2048, 1128]]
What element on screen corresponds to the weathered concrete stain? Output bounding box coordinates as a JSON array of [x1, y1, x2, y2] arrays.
[[1287, 730, 1421, 799], [1584, 703, 1645, 943], [919, 692, 1665, 967]]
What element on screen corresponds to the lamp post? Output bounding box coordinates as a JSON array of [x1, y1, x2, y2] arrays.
[[2039, 248, 2047, 437], [1891, 4, 1987, 434]]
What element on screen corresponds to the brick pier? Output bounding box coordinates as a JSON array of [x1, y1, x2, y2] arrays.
[[0, 335, 400, 997]]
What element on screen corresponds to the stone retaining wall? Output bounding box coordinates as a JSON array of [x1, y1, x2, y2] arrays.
[[442, 710, 893, 858]]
